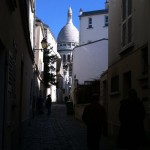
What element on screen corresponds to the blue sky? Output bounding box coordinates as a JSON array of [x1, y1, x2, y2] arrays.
[[36, 0, 106, 39]]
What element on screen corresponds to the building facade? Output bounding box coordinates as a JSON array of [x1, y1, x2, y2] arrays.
[[72, 7, 108, 84], [72, 39, 108, 84], [34, 18, 45, 112], [0, 0, 35, 150], [72, 4, 109, 120], [107, 0, 150, 138], [79, 9, 108, 45]]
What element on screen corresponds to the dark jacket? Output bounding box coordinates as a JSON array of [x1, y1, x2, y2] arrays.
[[46, 96, 52, 108], [118, 98, 147, 148], [82, 101, 107, 135]]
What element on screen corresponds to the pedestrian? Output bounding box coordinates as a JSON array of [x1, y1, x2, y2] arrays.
[[118, 89, 147, 150], [45, 94, 52, 115], [37, 94, 44, 114], [82, 93, 107, 150], [64, 96, 69, 103]]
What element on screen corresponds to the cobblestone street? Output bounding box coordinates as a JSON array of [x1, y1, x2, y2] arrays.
[[21, 104, 88, 150], [21, 104, 149, 150]]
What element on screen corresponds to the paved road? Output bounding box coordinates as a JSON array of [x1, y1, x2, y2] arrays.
[[21, 104, 149, 150], [21, 104, 88, 150]]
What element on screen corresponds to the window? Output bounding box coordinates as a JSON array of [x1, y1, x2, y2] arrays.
[[67, 55, 70, 62], [121, 0, 133, 48], [88, 17, 93, 28], [67, 43, 71, 48], [102, 80, 108, 110], [63, 55, 66, 62], [128, 17, 132, 43], [104, 16, 108, 26], [141, 46, 148, 75], [111, 75, 119, 92]]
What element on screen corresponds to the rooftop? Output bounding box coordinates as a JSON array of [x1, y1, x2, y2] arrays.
[[79, 9, 108, 17]]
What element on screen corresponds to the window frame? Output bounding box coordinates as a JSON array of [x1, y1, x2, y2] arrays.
[[88, 17, 93, 28], [104, 15, 109, 27], [110, 75, 119, 93], [63, 55, 66, 62], [121, 0, 133, 49], [67, 55, 70, 62]]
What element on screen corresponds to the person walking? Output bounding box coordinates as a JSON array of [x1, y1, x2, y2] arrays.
[[45, 94, 52, 115], [82, 93, 107, 150], [118, 89, 147, 150]]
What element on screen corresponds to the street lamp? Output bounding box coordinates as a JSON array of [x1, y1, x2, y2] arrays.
[[36, 38, 58, 86], [41, 38, 48, 49], [34, 38, 52, 52]]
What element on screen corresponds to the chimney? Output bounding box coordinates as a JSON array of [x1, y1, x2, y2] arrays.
[[105, 0, 109, 10]]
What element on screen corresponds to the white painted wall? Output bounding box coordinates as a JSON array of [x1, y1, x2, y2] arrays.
[[29, 0, 35, 49], [35, 24, 44, 76], [80, 13, 108, 45], [34, 21, 45, 105], [73, 39, 108, 84]]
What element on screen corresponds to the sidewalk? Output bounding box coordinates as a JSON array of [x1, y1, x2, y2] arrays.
[[21, 104, 149, 150]]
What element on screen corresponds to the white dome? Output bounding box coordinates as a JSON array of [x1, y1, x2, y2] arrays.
[[57, 7, 79, 43], [57, 23, 79, 43]]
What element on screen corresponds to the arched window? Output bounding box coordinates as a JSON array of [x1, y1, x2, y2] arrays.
[[67, 55, 70, 62], [63, 55, 66, 62]]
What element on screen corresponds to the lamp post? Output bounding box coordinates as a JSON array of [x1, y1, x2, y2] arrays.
[[32, 37, 49, 116], [33, 37, 57, 88], [41, 38, 48, 50], [33, 38, 51, 96], [40, 38, 57, 85], [33, 38, 52, 52]]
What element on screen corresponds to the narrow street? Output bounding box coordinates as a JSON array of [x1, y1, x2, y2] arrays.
[[0, 1, 149, 150], [21, 104, 117, 150]]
